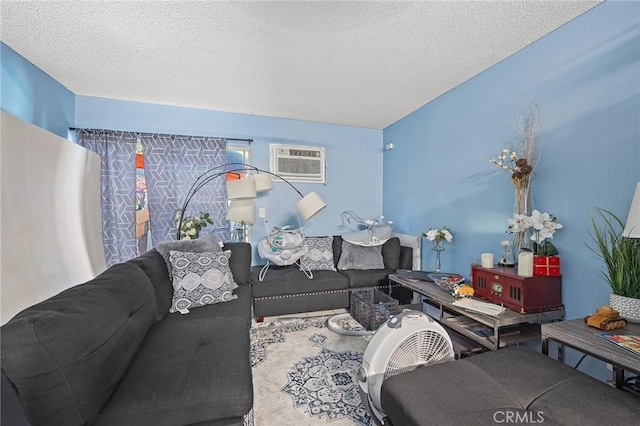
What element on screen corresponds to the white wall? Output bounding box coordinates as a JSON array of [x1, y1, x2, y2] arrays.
[[1, 111, 106, 324]]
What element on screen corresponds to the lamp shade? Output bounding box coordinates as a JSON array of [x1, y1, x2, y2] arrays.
[[227, 179, 256, 200], [296, 191, 326, 221], [250, 173, 273, 192], [227, 200, 255, 224], [623, 182, 640, 238]]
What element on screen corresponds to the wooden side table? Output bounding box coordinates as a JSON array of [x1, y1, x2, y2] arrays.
[[541, 319, 640, 389]]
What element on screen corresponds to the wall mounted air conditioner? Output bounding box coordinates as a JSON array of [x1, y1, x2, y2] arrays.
[[269, 144, 326, 183]]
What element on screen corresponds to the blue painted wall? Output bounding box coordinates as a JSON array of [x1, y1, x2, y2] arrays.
[[75, 96, 384, 249], [383, 1, 640, 379], [0, 42, 75, 138]]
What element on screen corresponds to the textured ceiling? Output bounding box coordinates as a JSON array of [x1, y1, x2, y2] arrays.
[[1, 1, 601, 129]]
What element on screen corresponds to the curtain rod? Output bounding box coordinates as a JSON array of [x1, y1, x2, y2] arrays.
[[68, 128, 253, 144], [227, 138, 253, 143]]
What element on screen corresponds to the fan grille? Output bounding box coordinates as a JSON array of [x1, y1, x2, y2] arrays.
[[384, 329, 453, 380]]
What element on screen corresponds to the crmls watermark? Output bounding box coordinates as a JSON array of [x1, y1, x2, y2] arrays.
[[493, 410, 545, 424]]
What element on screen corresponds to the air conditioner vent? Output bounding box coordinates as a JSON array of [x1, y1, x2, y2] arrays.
[[270, 144, 326, 183]]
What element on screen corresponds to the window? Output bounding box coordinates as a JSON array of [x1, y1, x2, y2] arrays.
[[135, 138, 150, 254], [226, 146, 252, 242]]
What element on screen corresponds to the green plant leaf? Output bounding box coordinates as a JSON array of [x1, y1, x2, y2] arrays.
[[587, 208, 640, 299], [541, 242, 559, 256]]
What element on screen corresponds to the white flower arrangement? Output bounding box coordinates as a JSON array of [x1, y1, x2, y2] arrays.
[[507, 210, 563, 256], [490, 103, 540, 251], [175, 212, 213, 240], [506, 213, 531, 234], [489, 103, 539, 194], [422, 227, 453, 243]]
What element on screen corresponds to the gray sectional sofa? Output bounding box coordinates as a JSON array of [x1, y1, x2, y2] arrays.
[[1, 242, 253, 426], [381, 345, 640, 426], [251, 235, 416, 319]]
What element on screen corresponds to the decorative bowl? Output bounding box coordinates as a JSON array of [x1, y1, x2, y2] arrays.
[[428, 273, 465, 291]]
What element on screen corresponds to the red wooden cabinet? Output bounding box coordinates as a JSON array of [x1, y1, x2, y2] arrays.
[[471, 264, 563, 314]]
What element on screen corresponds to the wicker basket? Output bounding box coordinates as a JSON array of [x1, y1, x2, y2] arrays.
[[350, 288, 399, 331]]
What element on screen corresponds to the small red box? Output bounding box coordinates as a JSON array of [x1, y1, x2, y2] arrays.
[[534, 256, 560, 276]]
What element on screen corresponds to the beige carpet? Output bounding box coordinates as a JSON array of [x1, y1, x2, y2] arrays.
[[244, 314, 373, 426]]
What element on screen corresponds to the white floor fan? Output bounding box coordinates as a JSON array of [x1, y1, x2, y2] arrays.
[[357, 310, 455, 425]]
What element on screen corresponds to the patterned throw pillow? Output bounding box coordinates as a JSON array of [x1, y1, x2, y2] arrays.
[[300, 236, 337, 271], [337, 240, 384, 270], [169, 250, 238, 313], [156, 235, 222, 281]]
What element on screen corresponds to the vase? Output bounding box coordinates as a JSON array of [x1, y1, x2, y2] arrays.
[[512, 176, 533, 263], [513, 177, 532, 216], [432, 240, 445, 272], [610, 293, 640, 324]]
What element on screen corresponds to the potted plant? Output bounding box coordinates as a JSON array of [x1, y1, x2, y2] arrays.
[[507, 210, 563, 275], [588, 208, 640, 323], [175, 212, 214, 240]]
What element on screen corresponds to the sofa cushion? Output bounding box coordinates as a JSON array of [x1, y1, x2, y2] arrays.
[[333, 236, 400, 269], [339, 269, 392, 288], [169, 250, 238, 313], [337, 241, 384, 270], [380, 346, 640, 426], [1, 262, 157, 426], [1, 370, 29, 425], [300, 236, 337, 271], [222, 242, 252, 286], [156, 235, 222, 280], [251, 266, 349, 298], [381, 237, 401, 270], [92, 316, 253, 426], [398, 245, 413, 270], [127, 248, 172, 320], [332, 235, 344, 264], [162, 285, 252, 329]]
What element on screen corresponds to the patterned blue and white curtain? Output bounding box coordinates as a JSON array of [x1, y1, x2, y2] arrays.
[[141, 134, 228, 243], [76, 130, 138, 267]]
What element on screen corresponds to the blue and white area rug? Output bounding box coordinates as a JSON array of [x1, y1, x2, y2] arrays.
[[244, 314, 373, 426]]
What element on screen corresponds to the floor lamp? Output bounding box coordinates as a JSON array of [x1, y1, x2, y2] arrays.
[[623, 182, 640, 238], [176, 163, 326, 240], [226, 199, 254, 242]]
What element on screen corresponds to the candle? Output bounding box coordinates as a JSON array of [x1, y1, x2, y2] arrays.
[[481, 253, 494, 268], [518, 252, 534, 277]]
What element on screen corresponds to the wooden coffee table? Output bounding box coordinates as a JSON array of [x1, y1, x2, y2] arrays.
[[541, 318, 640, 389]]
